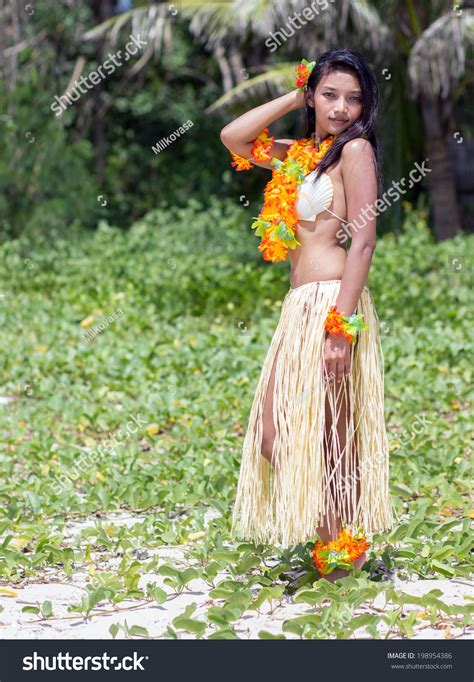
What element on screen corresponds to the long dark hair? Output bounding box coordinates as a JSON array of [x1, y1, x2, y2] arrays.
[[303, 49, 383, 196]]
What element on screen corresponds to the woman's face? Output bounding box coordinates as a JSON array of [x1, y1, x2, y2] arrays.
[[308, 69, 363, 138]]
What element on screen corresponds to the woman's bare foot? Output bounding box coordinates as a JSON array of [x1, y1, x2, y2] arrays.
[[321, 550, 367, 583]]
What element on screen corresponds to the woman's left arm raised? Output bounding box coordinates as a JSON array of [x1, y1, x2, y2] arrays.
[[333, 137, 378, 317]]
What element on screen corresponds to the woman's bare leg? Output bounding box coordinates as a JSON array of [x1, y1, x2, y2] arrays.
[[260, 341, 283, 466], [316, 375, 365, 580], [260, 292, 314, 467]]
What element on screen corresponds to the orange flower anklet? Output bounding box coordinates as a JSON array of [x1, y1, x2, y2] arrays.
[[311, 527, 369, 576]]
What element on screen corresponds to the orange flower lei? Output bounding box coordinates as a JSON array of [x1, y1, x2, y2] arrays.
[[252, 128, 275, 162], [311, 527, 369, 576], [230, 128, 275, 170], [255, 134, 335, 262], [229, 131, 336, 262]]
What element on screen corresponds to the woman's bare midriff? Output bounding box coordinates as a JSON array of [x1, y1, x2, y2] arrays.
[[289, 165, 347, 288]]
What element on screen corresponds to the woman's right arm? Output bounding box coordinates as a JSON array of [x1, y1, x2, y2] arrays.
[[220, 90, 305, 170]]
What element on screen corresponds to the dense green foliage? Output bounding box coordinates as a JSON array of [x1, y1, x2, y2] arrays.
[[3, 0, 472, 242], [0, 201, 471, 638], [0, 0, 232, 239]]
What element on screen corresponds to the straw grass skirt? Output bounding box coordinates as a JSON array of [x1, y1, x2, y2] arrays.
[[231, 279, 394, 549]]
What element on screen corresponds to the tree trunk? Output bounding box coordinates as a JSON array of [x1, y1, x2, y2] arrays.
[[90, 0, 115, 182], [419, 91, 461, 240], [215, 43, 234, 91], [228, 45, 245, 85]]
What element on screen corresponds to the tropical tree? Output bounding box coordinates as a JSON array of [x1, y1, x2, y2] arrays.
[[81, 0, 474, 240], [395, 1, 473, 238]]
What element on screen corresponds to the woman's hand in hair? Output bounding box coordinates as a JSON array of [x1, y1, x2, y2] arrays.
[[292, 89, 307, 109]]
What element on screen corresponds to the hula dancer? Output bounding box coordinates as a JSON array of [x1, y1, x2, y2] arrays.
[[221, 49, 393, 581]]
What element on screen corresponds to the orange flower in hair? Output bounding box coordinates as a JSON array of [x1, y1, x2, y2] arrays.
[[294, 58, 316, 92]]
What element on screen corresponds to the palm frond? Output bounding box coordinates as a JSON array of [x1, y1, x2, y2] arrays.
[[183, 1, 242, 51], [82, 0, 392, 60], [186, 0, 288, 48], [343, 0, 393, 54], [408, 9, 474, 98], [82, 8, 135, 42], [83, 4, 171, 62], [206, 62, 297, 113], [187, 0, 392, 55]]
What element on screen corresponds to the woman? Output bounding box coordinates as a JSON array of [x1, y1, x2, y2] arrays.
[[220, 49, 393, 581]]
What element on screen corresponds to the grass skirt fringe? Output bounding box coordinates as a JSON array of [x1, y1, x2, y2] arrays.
[[231, 280, 394, 549]]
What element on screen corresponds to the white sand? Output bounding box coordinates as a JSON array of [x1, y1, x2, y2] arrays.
[[1, 510, 472, 640]]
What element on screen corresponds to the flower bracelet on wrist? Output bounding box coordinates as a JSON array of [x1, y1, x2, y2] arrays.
[[311, 527, 368, 576], [230, 127, 275, 171], [325, 305, 368, 344]]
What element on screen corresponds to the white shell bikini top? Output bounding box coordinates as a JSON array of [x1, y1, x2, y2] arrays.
[[295, 170, 345, 223]]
